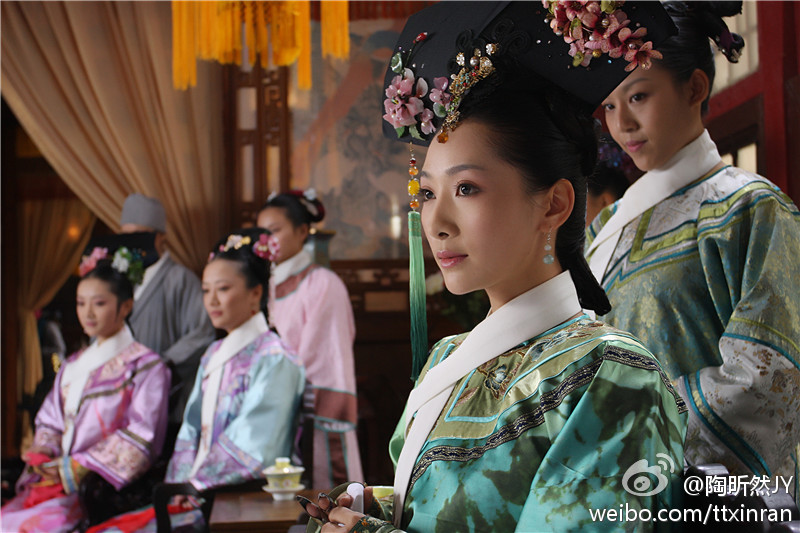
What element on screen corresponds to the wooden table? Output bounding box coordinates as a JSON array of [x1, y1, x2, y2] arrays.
[[209, 488, 317, 533]]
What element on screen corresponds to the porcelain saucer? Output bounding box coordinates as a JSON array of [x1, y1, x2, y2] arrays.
[[262, 483, 305, 501]]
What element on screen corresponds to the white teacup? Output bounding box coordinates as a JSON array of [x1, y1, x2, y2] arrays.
[[263, 456, 304, 490]]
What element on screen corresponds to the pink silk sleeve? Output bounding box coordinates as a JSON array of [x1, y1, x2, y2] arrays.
[[296, 270, 357, 401], [71, 358, 171, 490]]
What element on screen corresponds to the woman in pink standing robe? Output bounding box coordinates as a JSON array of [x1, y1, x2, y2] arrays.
[[1, 252, 170, 533], [258, 190, 363, 487]]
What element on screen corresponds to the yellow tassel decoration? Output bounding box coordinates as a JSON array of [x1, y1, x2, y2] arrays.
[[297, 0, 312, 90], [171, 1, 349, 90], [171, 1, 196, 90], [321, 1, 350, 59], [271, 1, 300, 67]]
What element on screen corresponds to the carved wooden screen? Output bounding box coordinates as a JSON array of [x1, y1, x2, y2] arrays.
[[228, 64, 291, 229]]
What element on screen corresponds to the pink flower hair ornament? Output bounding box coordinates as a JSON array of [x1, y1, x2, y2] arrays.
[[382, 31, 452, 141], [79, 247, 109, 277], [543, 0, 662, 71], [252, 234, 280, 263]]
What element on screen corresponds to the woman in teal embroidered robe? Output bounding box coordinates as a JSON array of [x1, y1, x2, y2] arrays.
[[387, 318, 687, 532]]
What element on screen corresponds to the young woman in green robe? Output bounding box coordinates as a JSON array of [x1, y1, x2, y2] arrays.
[[588, 1, 800, 484]]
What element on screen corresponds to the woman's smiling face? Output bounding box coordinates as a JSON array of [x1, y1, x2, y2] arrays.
[[419, 121, 555, 310], [601, 63, 705, 172]]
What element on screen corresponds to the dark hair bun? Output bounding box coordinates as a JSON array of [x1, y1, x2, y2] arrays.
[[287, 190, 325, 223], [666, 1, 745, 64], [210, 227, 273, 270], [705, 1, 744, 18], [260, 190, 325, 227]]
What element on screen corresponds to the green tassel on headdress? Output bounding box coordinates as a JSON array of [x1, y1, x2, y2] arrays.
[[408, 210, 428, 381], [406, 144, 428, 381]]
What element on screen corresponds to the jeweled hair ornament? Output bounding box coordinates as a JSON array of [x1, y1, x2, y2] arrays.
[[208, 233, 280, 263], [437, 43, 498, 143]]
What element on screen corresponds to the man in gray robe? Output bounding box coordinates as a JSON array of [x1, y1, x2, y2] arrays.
[[119, 194, 215, 431]]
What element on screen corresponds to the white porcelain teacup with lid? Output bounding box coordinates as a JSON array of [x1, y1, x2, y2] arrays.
[[262, 457, 305, 499]]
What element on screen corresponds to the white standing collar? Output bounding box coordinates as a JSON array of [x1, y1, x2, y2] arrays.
[[270, 250, 313, 287], [588, 130, 722, 282], [61, 325, 135, 452], [393, 271, 582, 524], [203, 312, 269, 377]]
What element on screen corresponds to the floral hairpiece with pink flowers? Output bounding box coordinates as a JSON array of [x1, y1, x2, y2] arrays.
[[383, 32, 452, 141], [78, 246, 145, 285], [543, 0, 662, 71], [79, 247, 108, 277], [208, 233, 280, 263]]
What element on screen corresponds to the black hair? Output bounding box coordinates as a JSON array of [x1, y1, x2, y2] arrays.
[[588, 165, 630, 201], [454, 49, 611, 315], [80, 259, 134, 314], [258, 192, 325, 241], [208, 227, 273, 321], [658, 1, 745, 114]]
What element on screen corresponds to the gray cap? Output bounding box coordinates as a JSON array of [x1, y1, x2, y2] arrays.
[[120, 193, 167, 233]]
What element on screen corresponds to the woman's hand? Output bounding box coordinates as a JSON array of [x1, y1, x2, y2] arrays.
[[23, 445, 53, 462], [23, 446, 55, 476], [321, 506, 366, 532], [33, 462, 60, 483], [315, 487, 377, 532], [335, 487, 375, 512]]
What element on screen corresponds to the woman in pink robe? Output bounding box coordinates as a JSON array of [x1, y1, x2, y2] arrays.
[[1, 252, 170, 533], [258, 191, 363, 487]]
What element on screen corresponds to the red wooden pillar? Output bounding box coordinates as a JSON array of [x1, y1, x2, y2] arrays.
[[785, 2, 800, 201], [757, 1, 789, 193], [706, 2, 799, 202]]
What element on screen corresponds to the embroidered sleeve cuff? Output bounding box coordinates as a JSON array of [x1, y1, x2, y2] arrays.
[[59, 457, 78, 494], [350, 515, 399, 533]]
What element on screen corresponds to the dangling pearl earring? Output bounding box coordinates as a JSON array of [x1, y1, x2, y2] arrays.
[[543, 230, 554, 265]]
